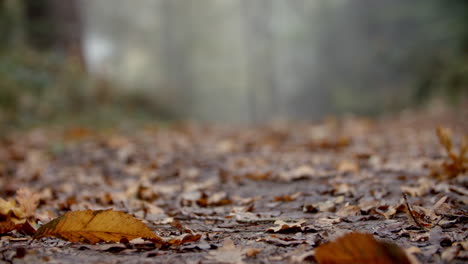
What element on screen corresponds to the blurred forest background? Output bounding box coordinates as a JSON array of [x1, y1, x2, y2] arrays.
[[0, 0, 467, 127]]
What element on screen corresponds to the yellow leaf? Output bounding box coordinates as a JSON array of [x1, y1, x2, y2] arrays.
[[0, 198, 27, 234], [33, 209, 158, 244]]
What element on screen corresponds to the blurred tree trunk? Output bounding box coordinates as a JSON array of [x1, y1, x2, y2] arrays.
[[159, 0, 194, 118], [242, 0, 278, 122], [24, 0, 84, 67], [0, 0, 27, 48]]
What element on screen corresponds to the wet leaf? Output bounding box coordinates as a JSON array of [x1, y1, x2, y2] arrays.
[[314, 232, 411, 264], [33, 209, 159, 244]]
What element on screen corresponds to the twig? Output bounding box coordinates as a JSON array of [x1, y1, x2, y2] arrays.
[[402, 192, 425, 230]]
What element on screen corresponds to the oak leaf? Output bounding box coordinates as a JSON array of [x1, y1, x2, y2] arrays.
[[315, 232, 411, 264], [33, 209, 159, 244]]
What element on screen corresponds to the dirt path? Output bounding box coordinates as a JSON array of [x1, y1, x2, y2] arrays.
[[0, 109, 467, 263]]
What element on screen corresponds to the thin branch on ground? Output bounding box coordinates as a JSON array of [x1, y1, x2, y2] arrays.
[[402, 192, 426, 230]]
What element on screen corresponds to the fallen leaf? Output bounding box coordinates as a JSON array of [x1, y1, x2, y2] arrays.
[[304, 196, 344, 213], [336, 160, 359, 173], [314, 232, 411, 264], [15, 188, 40, 218], [404, 246, 422, 264], [257, 235, 308, 246], [197, 191, 232, 207], [432, 127, 467, 179], [33, 209, 158, 244], [440, 241, 467, 262], [0, 221, 22, 235], [207, 238, 245, 264], [267, 219, 306, 233], [273, 192, 301, 202], [289, 245, 316, 263], [278, 165, 315, 181], [332, 183, 356, 197], [156, 233, 202, 246], [336, 204, 361, 218], [244, 248, 261, 257], [0, 198, 28, 234]]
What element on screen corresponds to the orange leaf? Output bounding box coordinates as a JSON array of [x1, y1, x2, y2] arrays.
[[315, 232, 411, 264], [0, 221, 22, 234], [33, 209, 158, 244]]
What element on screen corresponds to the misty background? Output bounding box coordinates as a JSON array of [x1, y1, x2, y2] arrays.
[[1, 0, 467, 126]]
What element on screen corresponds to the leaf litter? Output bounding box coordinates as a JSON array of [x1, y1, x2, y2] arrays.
[[0, 108, 467, 263]]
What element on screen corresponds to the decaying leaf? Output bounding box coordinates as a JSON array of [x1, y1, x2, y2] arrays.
[[273, 192, 301, 202], [0, 197, 29, 234], [197, 191, 232, 207], [278, 165, 315, 181], [432, 127, 467, 179], [336, 160, 359, 173], [15, 188, 40, 218], [267, 219, 306, 233], [147, 233, 202, 247], [314, 232, 411, 264], [257, 235, 308, 247], [441, 241, 466, 262], [0, 188, 40, 234], [304, 196, 345, 213], [33, 209, 159, 244], [207, 238, 245, 264]]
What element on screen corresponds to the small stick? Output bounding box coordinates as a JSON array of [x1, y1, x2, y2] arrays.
[[403, 192, 425, 230]]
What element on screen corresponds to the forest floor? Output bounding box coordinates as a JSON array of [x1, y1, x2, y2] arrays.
[[0, 107, 467, 264]]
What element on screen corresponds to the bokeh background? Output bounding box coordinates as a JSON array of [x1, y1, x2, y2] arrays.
[[1, 0, 467, 127]]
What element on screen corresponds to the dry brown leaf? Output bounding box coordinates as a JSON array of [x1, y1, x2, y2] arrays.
[[33, 209, 158, 244], [244, 248, 261, 257], [333, 183, 356, 197], [315, 232, 411, 264], [433, 127, 467, 179], [304, 196, 345, 213], [16, 188, 40, 218], [336, 204, 361, 218], [197, 191, 232, 207], [207, 238, 245, 264], [289, 244, 316, 263], [440, 241, 466, 262], [404, 246, 422, 264], [0, 221, 22, 235], [278, 165, 315, 181], [257, 235, 308, 246], [273, 192, 301, 202], [336, 160, 359, 173], [0, 198, 28, 234], [150, 233, 202, 247], [267, 219, 306, 233]]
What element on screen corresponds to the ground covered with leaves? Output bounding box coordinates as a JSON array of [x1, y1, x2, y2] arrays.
[[0, 108, 467, 263]]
